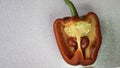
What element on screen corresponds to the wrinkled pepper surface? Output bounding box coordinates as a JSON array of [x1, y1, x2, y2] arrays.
[[53, 0, 102, 66]]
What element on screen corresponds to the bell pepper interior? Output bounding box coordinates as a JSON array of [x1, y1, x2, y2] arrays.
[[62, 18, 96, 59], [64, 21, 91, 49]]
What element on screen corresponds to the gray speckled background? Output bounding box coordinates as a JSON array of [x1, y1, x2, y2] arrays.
[[0, 0, 120, 68]]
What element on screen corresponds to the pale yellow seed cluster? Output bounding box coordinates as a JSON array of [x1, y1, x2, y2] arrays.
[[64, 21, 91, 49]]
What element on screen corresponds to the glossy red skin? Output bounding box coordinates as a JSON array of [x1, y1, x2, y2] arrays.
[[53, 12, 102, 66]]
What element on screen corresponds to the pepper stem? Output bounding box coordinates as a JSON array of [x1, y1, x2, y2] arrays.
[[64, 0, 78, 16]]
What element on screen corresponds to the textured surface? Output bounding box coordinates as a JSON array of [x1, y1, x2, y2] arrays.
[[0, 0, 120, 68]]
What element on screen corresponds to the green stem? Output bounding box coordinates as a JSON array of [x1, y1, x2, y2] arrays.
[[64, 0, 78, 16]]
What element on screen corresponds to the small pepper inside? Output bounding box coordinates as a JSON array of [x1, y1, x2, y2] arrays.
[[64, 21, 91, 47], [64, 21, 92, 59]]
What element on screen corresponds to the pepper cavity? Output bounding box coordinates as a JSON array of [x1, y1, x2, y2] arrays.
[[64, 21, 91, 48], [64, 21, 92, 59]]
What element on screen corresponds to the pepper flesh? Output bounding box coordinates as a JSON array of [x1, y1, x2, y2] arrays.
[[53, 0, 102, 66]]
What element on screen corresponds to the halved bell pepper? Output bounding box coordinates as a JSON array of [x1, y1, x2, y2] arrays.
[[53, 0, 102, 66]]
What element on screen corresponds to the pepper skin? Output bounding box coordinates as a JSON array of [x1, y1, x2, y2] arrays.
[[53, 0, 102, 66]]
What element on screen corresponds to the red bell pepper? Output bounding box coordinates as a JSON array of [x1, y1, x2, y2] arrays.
[[53, 0, 102, 66]]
